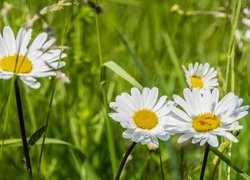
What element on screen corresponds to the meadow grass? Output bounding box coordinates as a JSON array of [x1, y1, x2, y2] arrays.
[[0, 0, 250, 179]]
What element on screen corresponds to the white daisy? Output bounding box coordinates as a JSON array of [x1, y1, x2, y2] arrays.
[[0, 26, 66, 89], [167, 88, 249, 147], [109, 87, 174, 148], [182, 62, 218, 91]]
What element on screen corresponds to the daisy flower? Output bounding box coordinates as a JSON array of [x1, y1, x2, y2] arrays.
[[109, 87, 174, 148], [182, 62, 218, 91], [0, 26, 66, 88], [167, 88, 249, 147]]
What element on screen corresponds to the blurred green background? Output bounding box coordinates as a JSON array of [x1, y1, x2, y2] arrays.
[[0, 0, 249, 179]]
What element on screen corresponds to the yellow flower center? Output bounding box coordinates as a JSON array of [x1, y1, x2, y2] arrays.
[[0, 55, 32, 73], [133, 109, 158, 129], [192, 113, 220, 132], [191, 76, 203, 88]]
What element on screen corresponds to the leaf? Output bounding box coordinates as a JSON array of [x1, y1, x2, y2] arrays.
[[162, 32, 186, 87], [210, 146, 250, 180], [0, 138, 85, 164], [28, 126, 47, 146], [103, 61, 143, 89], [118, 31, 150, 86]]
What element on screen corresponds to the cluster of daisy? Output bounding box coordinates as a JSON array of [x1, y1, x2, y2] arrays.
[[0, 26, 248, 149], [109, 62, 249, 148]]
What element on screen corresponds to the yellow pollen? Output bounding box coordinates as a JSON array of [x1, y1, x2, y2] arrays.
[[0, 55, 32, 73], [191, 76, 203, 88], [192, 113, 220, 132], [133, 109, 158, 130]]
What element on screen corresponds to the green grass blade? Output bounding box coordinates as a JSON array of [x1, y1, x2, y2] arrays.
[[162, 32, 185, 87], [210, 146, 250, 180], [0, 138, 85, 157], [118, 31, 150, 86], [103, 61, 143, 89]]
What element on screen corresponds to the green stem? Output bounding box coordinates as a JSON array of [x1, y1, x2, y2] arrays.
[[211, 140, 231, 180], [225, 1, 241, 179], [14, 79, 32, 179], [115, 142, 136, 180], [180, 144, 185, 180], [199, 144, 210, 180], [95, 1, 117, 177], [38, 79, 56, 173], [158, 148, 165, 180]]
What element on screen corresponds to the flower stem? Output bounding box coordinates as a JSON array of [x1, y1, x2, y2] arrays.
[[38, 79, 56, 173], [199, 144, 210, 180], [95, 1, 117, 176], [115, 142, 136, 180], [14, 79, 32, 178], [158, 148, 165, 180]]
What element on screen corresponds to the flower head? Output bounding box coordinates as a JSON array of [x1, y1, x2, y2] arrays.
[[109, 87, 173, 148], [0, 26, 66, 88], [182, 62, 218, 91], [168, 88, 249, 147]]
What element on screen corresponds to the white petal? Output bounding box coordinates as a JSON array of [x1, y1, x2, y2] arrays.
[[131, 87, 143, 109], [42, 38, 55, 49], [19, 29, 32, 55], [29, 32, 48, 51], [152, 96, 167, 112], [144, 87, 158, 109], [178, 133, 194, 143], [149, 136, 159, 148], [0, 73, 13, 79], [207, 134, 219, 147], [215, 92, 235, 115], [3, 26, 16, 54], [15, 28, 26, 53], [122, 129, 134, 139], [19, 76, 40, 89], [183, 88, 199, 115], [156, 131, 170, 141], [192, 137, 201, 144], [0, 34, 8, 55], [213, 131, 238, 143], [170, 106, 192, 122], [173, 94, 194, 117]]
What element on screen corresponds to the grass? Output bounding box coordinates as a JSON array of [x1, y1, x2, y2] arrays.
[[0, 0, 250, 179]]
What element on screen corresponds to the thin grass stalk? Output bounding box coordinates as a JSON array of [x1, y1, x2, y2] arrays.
[[0, 77, 15, 159], [158, 148, 165, 180], [211, 140, 231, 180], [14, 79, 32, 179], [226, 1, 241, 179], [95, 2, 117, 177], [180, 144, 185, 180], [210, 147, 250, 179], [115, 142, 136, 180], [38, 79, 56, 173], [199, 144, 210, 180]]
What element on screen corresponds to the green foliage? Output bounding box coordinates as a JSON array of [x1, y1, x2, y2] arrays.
[[0, 0, 250, 179]]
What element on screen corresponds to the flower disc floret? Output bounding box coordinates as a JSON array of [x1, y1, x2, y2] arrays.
[[0, 55, 32, 73], [190, 76, 203, 88], [192, 113, 220, 132], [133, 109, 158, 129]]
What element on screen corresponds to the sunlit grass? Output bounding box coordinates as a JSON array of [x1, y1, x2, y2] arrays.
[[0, 0, 249, 179]]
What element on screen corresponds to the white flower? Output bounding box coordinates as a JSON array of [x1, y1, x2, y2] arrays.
[[182, 62, 218, 91], [0, 26, 66, 89], [167, 88, 249, 147], [109, 87, 174, 148]]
